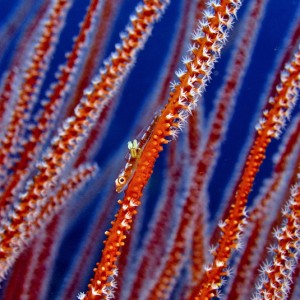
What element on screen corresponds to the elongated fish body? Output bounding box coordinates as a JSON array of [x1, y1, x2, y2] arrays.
[[115, 115, 158, 193]]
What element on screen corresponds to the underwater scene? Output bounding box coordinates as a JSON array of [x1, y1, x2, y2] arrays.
[[0, 0, 299, 299]]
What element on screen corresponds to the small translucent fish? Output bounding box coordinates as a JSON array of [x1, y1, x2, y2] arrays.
[[115, 115, 159, 193]]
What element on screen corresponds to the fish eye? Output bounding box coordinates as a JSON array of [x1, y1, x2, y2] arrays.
[[118, 176, 126, 184], [115, 176, 127, 193]]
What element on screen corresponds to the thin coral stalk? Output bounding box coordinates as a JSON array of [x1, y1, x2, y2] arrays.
[[0, 0, 71, 182], [0, 0, 104, 211], [253, 171, 300, 300], [0, 163, 97, 279], [0, 0, 169, 287], [0, 0, 51, 128], [227, 115, 300, 299], [127, 141, 186, 300], [190, 43, 300, 300], [83, 0, 242, 298], [65, 0, 125, 118], [189, 0, 268, 289], [209, 9, 300, 246]]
